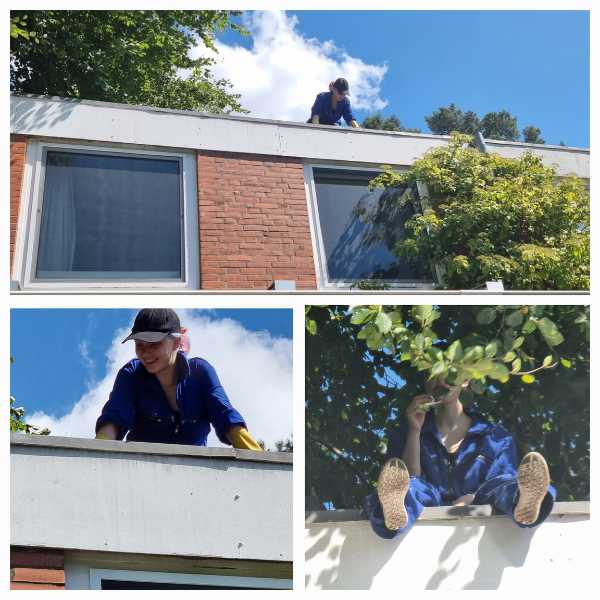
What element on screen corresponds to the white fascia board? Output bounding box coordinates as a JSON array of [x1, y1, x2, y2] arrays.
[[11, 95, 590, 177], [486, 140, 590, 178]]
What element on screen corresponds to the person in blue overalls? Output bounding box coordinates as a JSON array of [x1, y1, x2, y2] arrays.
[[364, 377, 556, 538], [95, 308, 262, 450], [307, 77, 359, 128]]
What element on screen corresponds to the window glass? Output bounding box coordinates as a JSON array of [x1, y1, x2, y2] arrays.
[[313, 168, 431, 283], [36, 150, 182, 280]]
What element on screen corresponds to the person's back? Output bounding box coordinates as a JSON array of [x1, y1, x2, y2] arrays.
[[308, 77, 359, 128]]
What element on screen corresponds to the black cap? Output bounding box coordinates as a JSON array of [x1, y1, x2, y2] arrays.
[[333, 77, 350, 94], [122, 308, 181, 343]]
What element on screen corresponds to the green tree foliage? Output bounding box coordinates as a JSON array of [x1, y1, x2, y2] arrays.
[[10, 359, 50, 435], [367, 133, 589, 290], [426, 104, 545, 143], [522, 125, 545, 144], [305, 305, 589, 509], [10, 10, 247, 114], [480, 110, 519, 141], [425, 103, 481, 136], [362, 113, 421, 133]]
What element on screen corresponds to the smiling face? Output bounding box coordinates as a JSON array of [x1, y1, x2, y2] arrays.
[[135, 335, 180, 376]]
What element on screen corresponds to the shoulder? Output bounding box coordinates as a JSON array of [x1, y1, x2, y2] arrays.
[[187, 357, 217, 376], [315, 91, 329, 103], [119, 358, 143, 376]]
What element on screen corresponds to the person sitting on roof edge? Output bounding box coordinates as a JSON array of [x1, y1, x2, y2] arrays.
[[307, 77, 359, 128], [95, 308, 262, 450], [364, 376, 556, 538]]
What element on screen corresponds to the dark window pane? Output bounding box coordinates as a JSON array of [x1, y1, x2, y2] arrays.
[[313, 169, 431, 282], [101, 579, 264, 590], [36, 151, 182, 280]]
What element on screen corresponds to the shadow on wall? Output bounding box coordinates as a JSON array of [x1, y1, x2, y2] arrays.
[[305, 510, 587, 590], [11, 95, 79, 133]]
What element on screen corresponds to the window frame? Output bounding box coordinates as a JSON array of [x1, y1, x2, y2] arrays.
[[304, 163, 437, 290], [13, 139, 199, 290], [88, 568, 292, 590]]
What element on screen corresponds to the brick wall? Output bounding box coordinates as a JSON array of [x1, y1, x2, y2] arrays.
[[10, 135, 27, 272], [10, 547, 65, 590], [197, 151, 317, 289]]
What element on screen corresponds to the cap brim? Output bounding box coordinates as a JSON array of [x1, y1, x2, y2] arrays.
[[121, 331, 171, 344]]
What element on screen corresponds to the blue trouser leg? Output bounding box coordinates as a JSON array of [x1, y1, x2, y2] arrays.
[[364, 476, 443, 539], [473, 474, 556, 528]]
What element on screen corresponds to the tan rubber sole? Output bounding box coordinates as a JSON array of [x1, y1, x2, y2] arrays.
[[514, 451, 550, 525], [377, 458, 410, 531]]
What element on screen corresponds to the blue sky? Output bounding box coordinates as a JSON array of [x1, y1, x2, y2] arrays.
[[10, 309, 293, 445], [211, 10, 589, 147]]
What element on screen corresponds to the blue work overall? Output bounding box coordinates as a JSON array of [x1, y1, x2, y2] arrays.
[[364, 409, 556, 539]]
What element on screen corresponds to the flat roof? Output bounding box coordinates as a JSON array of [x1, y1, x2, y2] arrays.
[[10, 94, 589, 177]]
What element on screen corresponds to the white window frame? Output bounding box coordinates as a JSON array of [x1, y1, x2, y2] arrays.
[[88, 568, 292, 590], [12, 139, 199, 290], [304, 163, 436, 290]]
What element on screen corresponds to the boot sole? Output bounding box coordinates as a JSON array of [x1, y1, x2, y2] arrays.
[[514, 451, 550, 525], [377, 458, 409, 531]]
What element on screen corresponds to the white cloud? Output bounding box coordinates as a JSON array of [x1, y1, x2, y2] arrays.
[[29, 311, 292, 450], [192, 10, 388, 121]]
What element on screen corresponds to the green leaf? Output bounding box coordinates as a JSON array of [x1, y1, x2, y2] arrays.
[[542, 355, 554, 367], [484, 341, 498, 358], [446, 339, 463, 362], [537, 318, 565, 347], [387, 310, 402, 324], [306, 319, 317, 335], [350, 307, 375, 325], [522, 318, 537, 334], [560, 358, 572, 368], [357, 323, 376, 340], [430, 360, 446, 378], [503, 351, 516, 362], [512, 336, 525, 349], [506, 310, 524, 328], [412, 305, 434, 324], [511, 357, 522, 373], [489, 362, 510, 383], [414, 334, 425, 351], [366, 332, 383, 351], [476, 307, 497, 325], [521, 374, 536, 384], [375, 311, 392, 334]]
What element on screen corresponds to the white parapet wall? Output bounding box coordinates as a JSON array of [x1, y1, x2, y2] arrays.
[[11, 434, 292, 562], [305, 503, 590, 590], [10, 94, 589, 177]]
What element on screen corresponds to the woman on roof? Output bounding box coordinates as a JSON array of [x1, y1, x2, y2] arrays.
[[95, 308, 262, 450], [365, 376, 555, 537], [308, 77, 359, 128]]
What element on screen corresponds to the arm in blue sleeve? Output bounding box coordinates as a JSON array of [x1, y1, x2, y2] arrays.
[[485, 435, 519, 480], [311, 94, 324, 118], [197, 360, 246, 445], [342, 99, 355, 125], [95, 366, 136, 440]]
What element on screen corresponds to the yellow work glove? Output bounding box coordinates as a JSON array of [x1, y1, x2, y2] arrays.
[[95, 432, 113, 440], [228, 426, 263, 451]]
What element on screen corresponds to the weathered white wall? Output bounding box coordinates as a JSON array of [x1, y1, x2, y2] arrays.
[[305, 504, 590, 590], [11, 434, 292, 562], [10, 94, 589, 177]]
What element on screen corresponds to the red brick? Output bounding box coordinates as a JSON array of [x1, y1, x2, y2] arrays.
[[10, 135, 27, 269], [12, 568, 65, 584]]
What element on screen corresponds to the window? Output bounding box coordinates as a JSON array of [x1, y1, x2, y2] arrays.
[[14, 142, 199, 289], [308, 166, 434, 288], [88, 569, 292, 590]]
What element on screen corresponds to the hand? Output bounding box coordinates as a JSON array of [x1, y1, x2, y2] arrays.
[[406, 395, 434, 432], [452, 494, 475, 506]]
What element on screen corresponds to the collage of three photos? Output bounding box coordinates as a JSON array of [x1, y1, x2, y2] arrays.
[[9, 8, 589, 592]]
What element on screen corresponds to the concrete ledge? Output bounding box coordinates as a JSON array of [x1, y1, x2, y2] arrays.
[[10, 94, 589, 176], [306, 501, 589, 524], [10, 433, 292, 465]]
